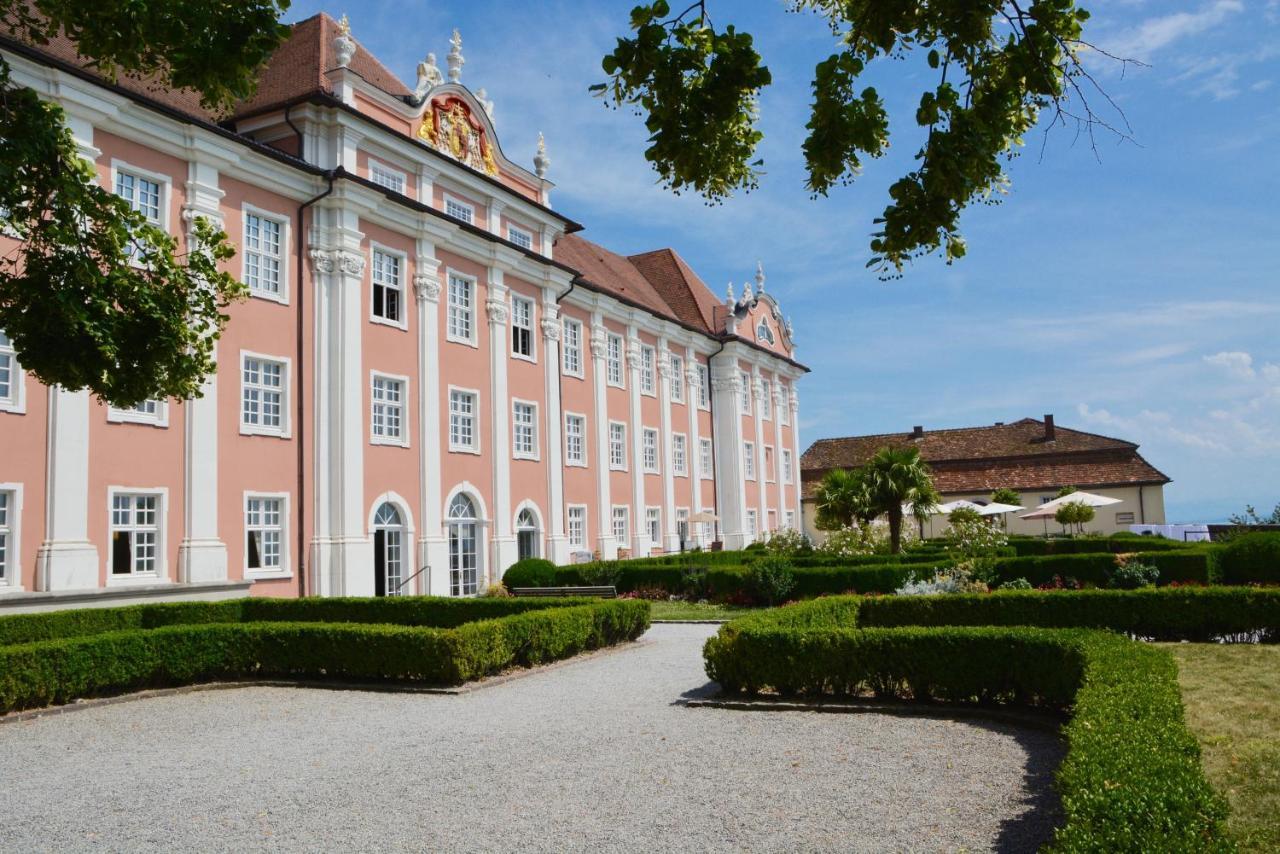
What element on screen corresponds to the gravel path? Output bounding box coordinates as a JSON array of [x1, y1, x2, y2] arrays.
[[0, 623, 1062, 852]]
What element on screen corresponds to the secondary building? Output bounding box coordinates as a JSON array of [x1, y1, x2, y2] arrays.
[[800, 415, 1169, 540], [0, 14, 806, 612]]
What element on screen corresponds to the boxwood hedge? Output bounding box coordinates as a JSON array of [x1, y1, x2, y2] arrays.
[[0, 597, 650, 714], [704, 599, 1237, 852]]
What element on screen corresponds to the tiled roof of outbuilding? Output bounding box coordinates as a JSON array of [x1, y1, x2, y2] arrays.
[[800, 418, 1170, 499]]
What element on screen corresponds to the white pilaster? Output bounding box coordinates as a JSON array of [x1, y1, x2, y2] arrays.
[[711, 364, 748, 549], [589, 317, 615, 558], [657, 341, 678, 552], [487, 270, 515, 578], [626, 330, 645, 556], [685, 350, 704, 546], [35, 387, 99, 590], [415, 245, 446, 594], [178, 160, 228, 582], [541, 297, 568, 564], [790, 388, 802, 527], [752, 369, 768, 539], [309, 215, 373, 596], [488, 198, 506, 237]]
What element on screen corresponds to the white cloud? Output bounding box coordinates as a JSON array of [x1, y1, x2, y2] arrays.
[[1203, 350, 1255, 378], [1105, 0, 1244, 60]]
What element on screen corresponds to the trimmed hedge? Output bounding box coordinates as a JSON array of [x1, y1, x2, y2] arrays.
[[704, 603, 1234, 851], [988, 550, 1214, 587], [502, 558, 558, 587], [1217, 532, 1280, 585], [1007, 535, 1200, 556], [0, 598, 650, 713]]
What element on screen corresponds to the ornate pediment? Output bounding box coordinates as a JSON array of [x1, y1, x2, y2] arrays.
[[417, 96, 498, 177]]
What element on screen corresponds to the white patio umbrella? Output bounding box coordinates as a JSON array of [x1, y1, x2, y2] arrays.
[[977, 501, 1024, 517], [1019, 491, 1121, 520], [937, 499, 985, 514]]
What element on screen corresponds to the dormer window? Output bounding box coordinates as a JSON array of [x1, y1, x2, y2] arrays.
[[444, 194, 475, 225], [369, 159, 407, 195], [756, 319, 775, 345]]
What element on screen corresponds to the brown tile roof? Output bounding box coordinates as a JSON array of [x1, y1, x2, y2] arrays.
[[236, 13, 411, 117], [800, 418, 1171, 499], [627, 248, 719, 334], [0, 12, 409, 122]]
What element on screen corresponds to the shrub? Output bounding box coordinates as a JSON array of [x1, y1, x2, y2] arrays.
[[998, 578, 1032, 590], [481, 582, 511, 598], [817, 524, 885, 558], [747, 556, 796, 606], [1218, 532, 1280, 585], [580, 560, 623, 587], [895, 571, 964, 596], [765, 527, 812, 555], [944, 507, 1008, 559], [0, 599, 651, 713], [502, 558, 558, 588], [680, 564, 711, 599], [1108, 560, 1159, 590], [703, 618, 1229, 851]]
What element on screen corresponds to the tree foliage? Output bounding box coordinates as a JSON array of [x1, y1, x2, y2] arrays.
[[991, 487, 1022, 506], [813, 467, 868, 531], [859, 446, 940, 554], [1229, 503, 1280, 526], [0, 0, 291, 405], [1055, 500, 1095, 534], [597, 1, 1132, 274]]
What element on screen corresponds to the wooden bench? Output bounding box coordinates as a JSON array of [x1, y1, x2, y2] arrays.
[[510, 586, 617, 599]]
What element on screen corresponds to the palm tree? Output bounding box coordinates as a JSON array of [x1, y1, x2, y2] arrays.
[[813, 467, 869, 531], [860, 446, 941, 553]]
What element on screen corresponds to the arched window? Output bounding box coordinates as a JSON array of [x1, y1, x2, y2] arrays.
[[373, 502, 404, 597], [756, 319, 775, 345], [516, 507, 539, 562], [448, 493, 480, 596]]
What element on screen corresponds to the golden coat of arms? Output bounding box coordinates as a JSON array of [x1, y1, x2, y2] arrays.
[[417, 97, 498, 176]]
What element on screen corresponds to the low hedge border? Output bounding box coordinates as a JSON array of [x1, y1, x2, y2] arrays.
[[1007, 535, 1202, 556], [0, 598, 650, 714], [704, 602, 1235, 851]]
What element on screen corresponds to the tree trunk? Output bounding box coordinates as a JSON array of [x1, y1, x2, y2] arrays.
[[888, 507, 902, 554]]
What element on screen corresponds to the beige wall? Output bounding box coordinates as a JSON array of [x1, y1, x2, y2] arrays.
[[802, 483, 1166, 544]]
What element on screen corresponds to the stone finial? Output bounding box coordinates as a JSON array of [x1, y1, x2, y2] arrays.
[[755, 260, 765, 292], [725, 283, 735, 306], [333, 14, 356, 68], [533, 132, 550, 178], [415, 52, 443, 98], [742, 280, 754, 303], [476, 87, 495, 123], [447, 28, 464, 83], [786, 316, 795, 337]]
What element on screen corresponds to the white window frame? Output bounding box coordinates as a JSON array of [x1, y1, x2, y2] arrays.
[[696, 363, 710, 410], [561, 317, 584, 378], [642, 427, 659, 474], [368, 157, 408, 194], [370, 371, 410, 447], [780, 382, 791, 425], [781, 449, 793, 484], [608, 421, 628, 471], [744, 441, 756, 481], [512, 398, 539, 461], [241, 204, 290, 304], [746, 508, 758, 540], [699, 438, 714, 480], [564, 412, 587, 466], [0, 483, 23, 590], [567, 504, 587, 548], [239, 350, 292, 438], [369, 243, 409, 330], [606, 333, 624, 388], [0, 331, 26, 414], [676, 507, 690, 544], [243, 491, 290, 579], [506, 222, 534, 250], [761, 379, 773, 420], [443, 192, 476, 224], [640, 345, 656, 396], [669, 354, 685, 403], [448, 385, 481, 454], [107, 399, 169, 428], [741, 371, 753, 415], [510, 293, 536, 362], [785, 510, 796, 530], [672, 432, 688, 477], [446, 269, 479, 347], [106, 486, 168, 584], [764, 444, 776, 482], [611, 505, 629, 544], [111, 160, 171, 231], [645, 506, 661, 547]]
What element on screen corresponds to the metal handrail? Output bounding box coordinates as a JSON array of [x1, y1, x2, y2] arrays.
[[394, 564, 430, 594]]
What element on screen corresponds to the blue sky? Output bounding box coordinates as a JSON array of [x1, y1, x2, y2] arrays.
[[285, 1, 1280, 522]]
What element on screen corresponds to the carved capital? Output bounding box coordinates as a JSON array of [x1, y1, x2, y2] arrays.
[[486, 297, 509, 325], [309, 249, 335, 274], [625, 340, 643, 366], [414, 273, 441, 303], [685, 365, 702, 386], [338, 251, 365, 277], [540, 318, 561, 341], [711, 374, 740, 392], [589, 327, 609, 358]]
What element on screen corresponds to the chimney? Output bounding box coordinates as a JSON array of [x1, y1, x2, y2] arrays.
[[1044, 413, 1056, 441], [911, 425, 924, 440], [994, 421, 1004, 426]]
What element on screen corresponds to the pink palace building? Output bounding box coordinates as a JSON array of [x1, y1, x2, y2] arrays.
[[0, 14, 806, 612]]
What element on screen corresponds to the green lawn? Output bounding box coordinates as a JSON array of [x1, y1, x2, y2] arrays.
[[646, 600, 760, 621], [1167, 643, 1280, 853]]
